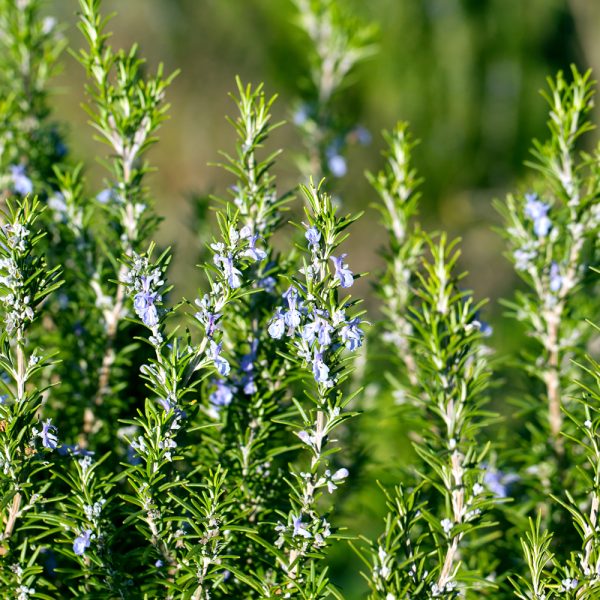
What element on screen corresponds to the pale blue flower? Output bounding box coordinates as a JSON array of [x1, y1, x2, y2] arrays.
[[549, 262, 562, 293], [258, 275, 276, 293], [96, 188, 113, 204], [195, 296, 220, 337], [305, 227, 321, 249], [268, 308, 286, 339], [210, 380, 233, 408], [158, 396, 175, 412], [208, 340, 230, 376], [326, 143, 347, 177], [133, 275, 160, 327], [301, 319, 319, 345], [243, 378, 257, 395], [292, 515, 311, 538], [242, 235, 267, 262], [312, 351, 330, 383], [283, 286, 302, 328], [513, 248, 536, 271], [480, 321, 493, 336], [326, 467, 349, 493], [302, 313, 333, 347], [39, 418, 58, 450], [327, 154, 347, 178], [285, 308, 302, 329], [73, 529, 92, 555], [340, 318, 363, 351], [330, 254, 354, 288], [524, 193, 551, 237], [240, 340, 258, 393], [42, 16, 56, 34], [57, 444, 94, 458], [293, 105, 310, 126], [240, 340, 257, 372], [10, 165, 33, 196], [354, 125, 372, 146], [219, 255, 242, 289], [483, 467, 519, 498], [48, 192, 67, 216]]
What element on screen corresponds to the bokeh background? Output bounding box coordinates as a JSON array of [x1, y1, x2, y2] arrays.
[[46, 0, 600, 306], [45, 0, 600, 595]]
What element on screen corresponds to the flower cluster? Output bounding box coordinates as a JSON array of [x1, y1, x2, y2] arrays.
[[274, 514, 333, 550], [194, 288, 225, 339], [124, 254, 165, 328], [0, 223, 35, 335], [509, 192, 556, 274], [267, 219, 363, 387], [524, 193, 552, 238], [211, 224, 267, 291]]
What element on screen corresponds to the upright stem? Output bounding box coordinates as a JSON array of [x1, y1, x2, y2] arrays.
[[16, 333, 26, 402], [544, 306, 563, 454], [3, 492, 22, 537], [3, 334, 27, 547], [82, 258, 129, 446], [437, 535, 461, 592]]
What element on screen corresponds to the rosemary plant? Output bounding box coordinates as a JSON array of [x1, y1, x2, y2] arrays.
[[0, 1, 596, 599]]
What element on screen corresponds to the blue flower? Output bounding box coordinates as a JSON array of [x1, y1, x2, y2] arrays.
[[48, 193, 68, 218], [292, 515, 311, 538], [194, 296, 221, 337], [218, 255, 242, 289], [513, 248, 536, 271], [243, 378, 257, 395], [96, 188, 114, 204], [240, 339, 258, 390], [312, 350, 330, 383], [133, 275, 160, 327], [258, 275, 276, 293], [483, 468, 519, 499], [10, 165, 33, 196], [268, 307, 286, 339], [301, 319, 319, 345], [326, 146, 347, 178], [240, 339, 258, 372], [283, 286, 302, 328], [549, 262, 562, 293], [305, 227, 321, 249], [242, 235, 267, 262], [302, 313, 333, 347], [208, 340, 230, 376], [73, 529, 92, 556], [38, 418, 58, 450], [293, 104, 310, 126], [353, 125, 372, 146], [330, 254, 354, 288], [284, 307, 302, 328], [524, 193, 551, 237], [340, 318, 363, 351], [158, 396, 175, 412], [210, 380, 233, 408]]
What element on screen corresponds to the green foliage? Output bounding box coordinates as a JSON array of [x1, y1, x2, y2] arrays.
[[0, 1, 598, 599]]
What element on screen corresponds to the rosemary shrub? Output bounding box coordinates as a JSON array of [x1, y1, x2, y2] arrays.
[[0, 1, 598, 599]]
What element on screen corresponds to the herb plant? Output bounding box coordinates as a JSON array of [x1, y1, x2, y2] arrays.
[[0, 1, 598, 599]]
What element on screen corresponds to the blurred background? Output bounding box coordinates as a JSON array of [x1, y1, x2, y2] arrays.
[[45, 0, 600, 595], [46, 0, 599, 307]]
